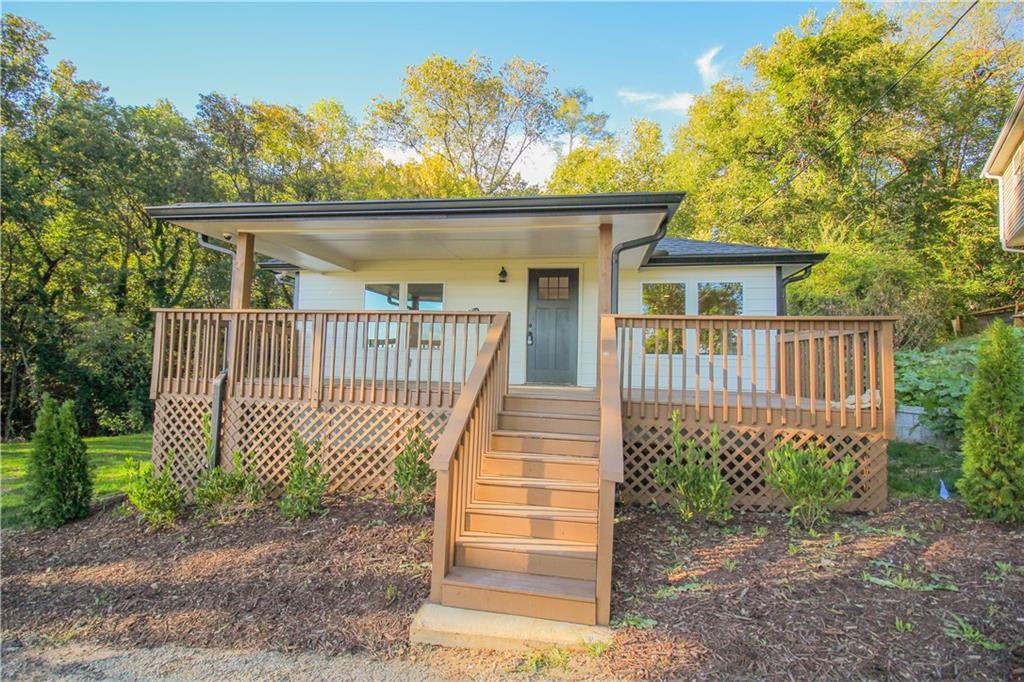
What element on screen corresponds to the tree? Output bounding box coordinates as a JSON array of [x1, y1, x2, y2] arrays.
[[548, 119, 666, 194], [369, 54, 559, 195], [958, 321, 1024, 522], [25, 395, 92, 527], [554, 87, 610, 155]]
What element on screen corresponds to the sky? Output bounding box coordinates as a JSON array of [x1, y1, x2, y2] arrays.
[[8, 1, 834, 183]]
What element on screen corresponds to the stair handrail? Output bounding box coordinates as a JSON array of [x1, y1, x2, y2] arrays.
[[595, 314, 623, 625], [428, 312, 509, 602]]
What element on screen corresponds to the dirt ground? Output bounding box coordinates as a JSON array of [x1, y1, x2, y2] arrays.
[[2, 496, 1023, 680]]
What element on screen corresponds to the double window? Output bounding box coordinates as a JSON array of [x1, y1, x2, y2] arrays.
[[640, 281, 744, 354], [364, 283, 443, 311]]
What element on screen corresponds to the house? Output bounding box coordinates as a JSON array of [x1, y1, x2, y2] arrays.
[[145, 192, 896, 626], [983, 86, 1024, 252]]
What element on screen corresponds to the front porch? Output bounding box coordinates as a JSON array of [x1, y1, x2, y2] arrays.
[[148, 306, 896, 625]]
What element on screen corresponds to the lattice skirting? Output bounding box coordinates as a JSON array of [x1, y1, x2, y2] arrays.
[[152, 394, 214, 491], [152, 394, 451, 496], [621, 415, 888, 512]]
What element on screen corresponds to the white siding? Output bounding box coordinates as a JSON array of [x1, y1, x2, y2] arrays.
[[296, 259, 781, 388], [297, 258, 598, 387]]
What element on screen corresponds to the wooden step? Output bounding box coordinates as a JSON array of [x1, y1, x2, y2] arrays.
[[503, 395, 600, 417], [482, 451, 599, 482], [441, 566, 596, 624], [464, 502, 597, 543], [474, 475, 598, 510], [498, 411, 600, 436], [455, 532, 597, 580], [491, 430, 599, 457]]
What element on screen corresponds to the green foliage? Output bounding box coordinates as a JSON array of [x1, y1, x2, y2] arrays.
[[894, 328, 1024, 442], [24, 395, 93, 528], [959, 321, 1024, 522], [765, 442, 854, 530], [653, 411, 732, 524], [193, 451, 265, 520], [390, 428, 435, 515], [943, 614, 1006, 651], [279, 433, 328, 520], [123, 453, 186, 529]]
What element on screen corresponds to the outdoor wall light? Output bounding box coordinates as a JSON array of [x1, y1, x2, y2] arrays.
[[498, 266, 508, 283]]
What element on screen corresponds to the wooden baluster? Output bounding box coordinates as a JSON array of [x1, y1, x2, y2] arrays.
[[707, 322, 716, 419], [750, 321, 758, 425], [808, 322, 817, 427], [838, 322, 848, 429], [721, 319, 730, 423], [868, 322, 878, 430], [853, 322, 864, 429], [823, 323, 833, 426], [666, 323, 674, 418], [694, 319, 702, 421], [778, 323, 787, 426], [736, 320, 743, 424]]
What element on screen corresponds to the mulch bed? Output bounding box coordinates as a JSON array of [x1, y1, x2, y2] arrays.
[[3, 497, 1023, 680], [1, 498, 433, 656]]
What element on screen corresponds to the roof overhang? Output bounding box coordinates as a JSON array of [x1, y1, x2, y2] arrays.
[[147, 193, 685, 272], [982, 86, 1024, 179]]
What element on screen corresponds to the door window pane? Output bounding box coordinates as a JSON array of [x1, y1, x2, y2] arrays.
[[698, 282, 743, 353], [538, 276, 570, 300], [364, 283, 401, 310], [642, 283, 685, 353]]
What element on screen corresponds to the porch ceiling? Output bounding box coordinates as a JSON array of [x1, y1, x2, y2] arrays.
[[147, 193, 684, 272]]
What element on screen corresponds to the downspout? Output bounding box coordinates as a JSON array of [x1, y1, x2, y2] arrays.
[[610, 201, 680, 313], [778, 264, 814, 315]]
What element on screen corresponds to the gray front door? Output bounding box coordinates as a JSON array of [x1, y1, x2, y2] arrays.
[[526, 269, 579, 384]]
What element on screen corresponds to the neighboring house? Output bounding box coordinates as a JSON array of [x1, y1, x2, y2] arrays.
[[145, 192, 896, 626], [983, 86, 1024, 252]]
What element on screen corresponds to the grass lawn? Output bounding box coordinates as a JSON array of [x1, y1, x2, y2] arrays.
[[0, 432, 151, 530], [888, 440, 962, 500]]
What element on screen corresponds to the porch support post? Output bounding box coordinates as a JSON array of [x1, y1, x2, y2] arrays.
[[597, 222, 613, 382], [229, 231, 255, 309]]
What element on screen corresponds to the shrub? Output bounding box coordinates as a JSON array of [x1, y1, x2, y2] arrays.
[[24, 395, 93, 528], [193, 451, 265, 521], [123, 453, 186, 529], [653, 411, 732, 524], [391, 428, 435, 515], [765, 442, 855, 530], [959, 321, 1024, 522], [279, 433, 328, 520]]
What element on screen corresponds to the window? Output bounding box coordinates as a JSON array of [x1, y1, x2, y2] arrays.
[[642, 283, 685, 353], [364, 282, 444, 349], [406, 283, 444, 311], [698, 282, 743, 354], [364, 283, 401, 310]]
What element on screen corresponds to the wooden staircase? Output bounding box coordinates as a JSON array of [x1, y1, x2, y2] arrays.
[[430, 315, 621, 627], [439, 390, 603, 624]]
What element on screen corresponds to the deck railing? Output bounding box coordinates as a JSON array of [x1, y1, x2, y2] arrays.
[[614, 315, 897, 435], [428, 313, 510, 600], [150, 309, 502, 408]]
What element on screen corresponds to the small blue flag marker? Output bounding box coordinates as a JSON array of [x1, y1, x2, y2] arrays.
[[939, 479, 950, 500]]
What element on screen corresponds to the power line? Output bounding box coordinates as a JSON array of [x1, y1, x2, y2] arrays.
[[727, 0, 980, 229]]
